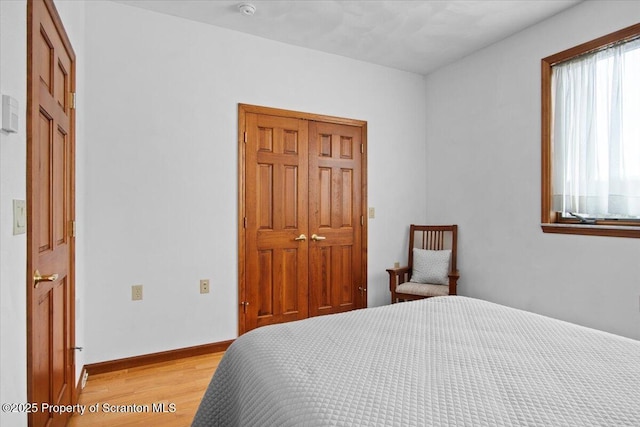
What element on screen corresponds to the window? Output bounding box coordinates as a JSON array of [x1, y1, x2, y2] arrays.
[[542, 24, 640, 238]]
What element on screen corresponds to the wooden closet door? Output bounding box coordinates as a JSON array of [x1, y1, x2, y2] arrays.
[[244, 113, 309, 331], [308, 122, 364, 316], [240, 105, 367, 334]]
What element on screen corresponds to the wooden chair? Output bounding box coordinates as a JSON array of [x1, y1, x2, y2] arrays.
[[387, 224, 459, 304]]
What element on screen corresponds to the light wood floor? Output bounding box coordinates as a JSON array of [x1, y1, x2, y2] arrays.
[[67, 352, 224, 427]]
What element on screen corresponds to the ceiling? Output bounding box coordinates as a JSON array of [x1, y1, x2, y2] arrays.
[[112, 0, 582, 75]]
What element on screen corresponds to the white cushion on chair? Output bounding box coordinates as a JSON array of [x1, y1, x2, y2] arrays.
[[396, 282, 449, 297], [411, 248, 451, 286]]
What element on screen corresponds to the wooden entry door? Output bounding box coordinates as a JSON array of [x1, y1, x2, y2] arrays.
[[27, 1, 76, 426], [239, 105, 367, 333]]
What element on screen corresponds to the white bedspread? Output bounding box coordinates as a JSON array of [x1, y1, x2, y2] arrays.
[[192, 296, 640, 426]]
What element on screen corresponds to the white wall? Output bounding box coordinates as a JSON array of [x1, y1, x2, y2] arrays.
[[424, 0, 640, 340], [0, 2, 85, 426], [0, 2, 28, 425], [82, 1, 427, 363]]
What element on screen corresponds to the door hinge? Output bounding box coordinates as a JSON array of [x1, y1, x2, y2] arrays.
[[70, 220, 76, 237], [361, 216, 364, 226], [244, 132, 247, 143], [241, 301, 250, 313], [361, 144, 364, 154], [70, 92, 76, 109], [243, 217, 247, 228]]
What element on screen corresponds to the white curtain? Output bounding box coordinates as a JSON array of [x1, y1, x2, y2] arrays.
[[552, 38, 640, 218]]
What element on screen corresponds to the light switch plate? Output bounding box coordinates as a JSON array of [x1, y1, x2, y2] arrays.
[[368, 207, 375, 219], [13, 200, 26, 235]]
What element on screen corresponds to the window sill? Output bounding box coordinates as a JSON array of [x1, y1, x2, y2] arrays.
[[541, 223, 640, 238]]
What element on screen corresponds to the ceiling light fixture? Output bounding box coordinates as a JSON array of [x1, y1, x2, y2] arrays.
[[238, 3, 256, 16]]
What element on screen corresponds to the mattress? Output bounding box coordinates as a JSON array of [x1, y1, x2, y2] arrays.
[[192, 296, 640, 426]]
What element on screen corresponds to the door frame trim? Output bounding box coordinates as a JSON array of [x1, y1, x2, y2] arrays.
[[237, 104, 368, 334], [26, 0, 77, 418]]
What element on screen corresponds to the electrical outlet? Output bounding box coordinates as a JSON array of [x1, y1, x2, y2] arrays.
[[368, 207, 375, 219], [394, 261, 400, 268], [200, 279, 210, 294], [132, 284, 143, 301]]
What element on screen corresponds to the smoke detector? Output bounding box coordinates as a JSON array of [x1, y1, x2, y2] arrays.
[[238, 3, 256, 16]]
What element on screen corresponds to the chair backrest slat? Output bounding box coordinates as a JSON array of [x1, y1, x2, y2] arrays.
[[426, 230, 444, 250], [408, 224, 458, 272]]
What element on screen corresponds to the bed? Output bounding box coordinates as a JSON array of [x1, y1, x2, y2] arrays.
[[192, 296, 640, 426]]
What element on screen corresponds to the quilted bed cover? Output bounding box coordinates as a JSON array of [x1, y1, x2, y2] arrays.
[[192, 296, 640, 426]]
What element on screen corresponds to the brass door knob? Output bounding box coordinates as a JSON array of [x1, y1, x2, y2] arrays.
[[34, 270, 59, 288], [294, 234, 307, 241], [311, 234, 326, 241]]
